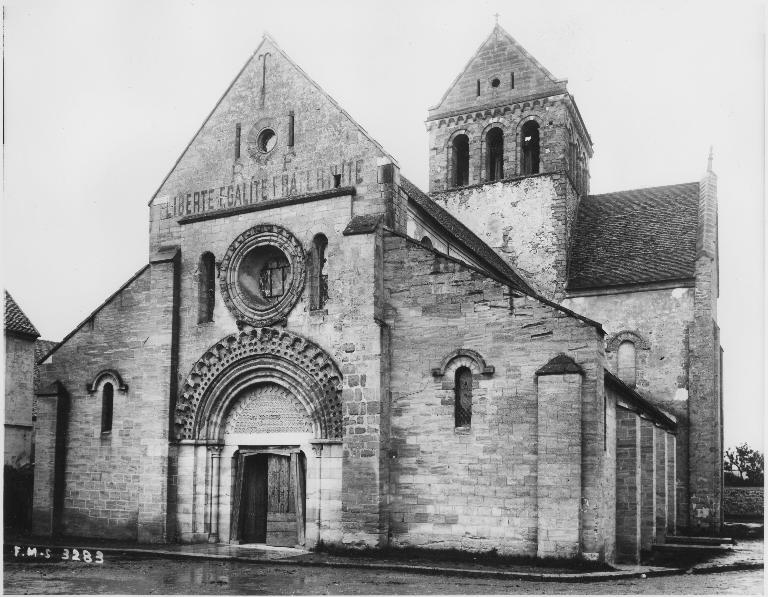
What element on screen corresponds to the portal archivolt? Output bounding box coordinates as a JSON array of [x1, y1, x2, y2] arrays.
[[175, 326, 343, 441]]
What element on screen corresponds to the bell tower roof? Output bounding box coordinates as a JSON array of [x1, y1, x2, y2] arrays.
[[428, 24, 567, 119]]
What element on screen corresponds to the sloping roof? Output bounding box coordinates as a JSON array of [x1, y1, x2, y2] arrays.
[[399, 176, 535, 295], [5, 291, 40, 338], [568, 182, 699, 290], [37, 264, 151, 364], [605, 369, 677, 432]]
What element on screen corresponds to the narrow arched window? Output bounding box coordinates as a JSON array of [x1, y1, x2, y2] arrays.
[[421, 236, 433, 249], [521, 121, 540, 175], [486, 128, 504, 182], [451, 134, 469, 187], [455, 366, 473, 428], [101, 382, 113, 433], [310, 234, 328, 310], [198, 252, 215, 323], [617, 341, 637, 387]]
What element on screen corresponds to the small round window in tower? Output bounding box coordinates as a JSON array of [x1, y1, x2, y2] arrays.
[[257, 128, 277, 153], [491, 78, 501, 88]]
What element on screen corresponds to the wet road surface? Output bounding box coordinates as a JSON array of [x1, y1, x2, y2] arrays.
[[3, 554, 764, 594]]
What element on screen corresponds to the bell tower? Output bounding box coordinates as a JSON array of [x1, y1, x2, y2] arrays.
[[427, 25, 594, 300], [426, 24, 593, 195]]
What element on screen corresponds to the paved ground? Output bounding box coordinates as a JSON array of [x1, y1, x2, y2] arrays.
[[4, 537, 763, 594], [3, 554, 764, 595]]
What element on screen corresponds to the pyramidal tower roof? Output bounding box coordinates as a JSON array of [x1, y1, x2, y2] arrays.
[[428, 24, 567, 119]]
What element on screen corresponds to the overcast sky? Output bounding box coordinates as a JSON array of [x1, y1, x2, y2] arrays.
[[3, 0, 765, 450]]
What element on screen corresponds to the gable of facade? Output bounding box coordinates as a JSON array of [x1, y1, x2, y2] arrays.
[[149, 35, 397, 255]]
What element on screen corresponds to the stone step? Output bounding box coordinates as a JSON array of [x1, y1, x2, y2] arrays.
[[665, 535, 735, 546], [649, 542, 733, 567]]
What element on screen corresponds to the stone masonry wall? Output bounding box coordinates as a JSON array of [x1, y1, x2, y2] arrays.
[[432, 174, 576, 301], [382, 231, 611, 558], [723, 487, 764, 518], [563, 287, 694, 525], [536, 373, 582, 558], [615, 407, 641, 563], [35, 259, 177, 541], [5, 335, 36, 467], [172, 194, 386, 547], [687, 171, 722, 533]]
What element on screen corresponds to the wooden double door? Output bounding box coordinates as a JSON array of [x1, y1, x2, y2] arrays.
[[232, 451, 306, 546]]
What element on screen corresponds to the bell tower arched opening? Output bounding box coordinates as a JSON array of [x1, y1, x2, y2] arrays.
[[450, 134, 470, 187], [486, 127, 504, 182], [521, 120, 540, 175]]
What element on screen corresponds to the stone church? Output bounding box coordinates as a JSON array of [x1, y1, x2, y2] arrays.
[[32, 25, 722, 564]]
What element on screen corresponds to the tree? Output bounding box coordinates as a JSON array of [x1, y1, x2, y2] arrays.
[[724, 443, 764, 486]]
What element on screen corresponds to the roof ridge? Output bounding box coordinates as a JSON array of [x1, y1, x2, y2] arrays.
[[588, 181, 699, 199]]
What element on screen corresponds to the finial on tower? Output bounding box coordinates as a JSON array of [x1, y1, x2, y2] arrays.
[[494, 12, 500, 25], [707, 146, 714, 172]]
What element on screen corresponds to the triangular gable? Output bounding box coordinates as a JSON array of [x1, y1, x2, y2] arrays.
[[150, 34, 396, 206], [429, 24, 564, 117]]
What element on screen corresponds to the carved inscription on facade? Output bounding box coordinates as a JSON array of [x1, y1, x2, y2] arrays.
[[168, 159, 364, 218], [224, 384, 312, 435]]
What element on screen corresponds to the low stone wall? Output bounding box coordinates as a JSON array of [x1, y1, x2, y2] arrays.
[[723, 486, 764, 519]]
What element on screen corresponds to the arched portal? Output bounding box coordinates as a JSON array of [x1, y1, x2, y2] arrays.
[[173, 326, 343, 546], [225, 384, 310, 545]]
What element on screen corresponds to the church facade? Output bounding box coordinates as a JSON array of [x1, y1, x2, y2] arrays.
[[32, 26, 722, 564]]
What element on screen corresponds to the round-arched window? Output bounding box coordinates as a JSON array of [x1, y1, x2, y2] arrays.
[[617, 341, 637, 387]]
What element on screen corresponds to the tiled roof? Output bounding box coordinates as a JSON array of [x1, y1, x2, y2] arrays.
[[536, 353, 584, 376], [4, 291, 40, 338], [399, 176, 535, 295], [568, 183, 699, 290], [343, 214, 384, 236]]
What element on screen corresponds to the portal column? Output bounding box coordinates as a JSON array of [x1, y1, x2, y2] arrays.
[[208, 445, 223, 543]]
